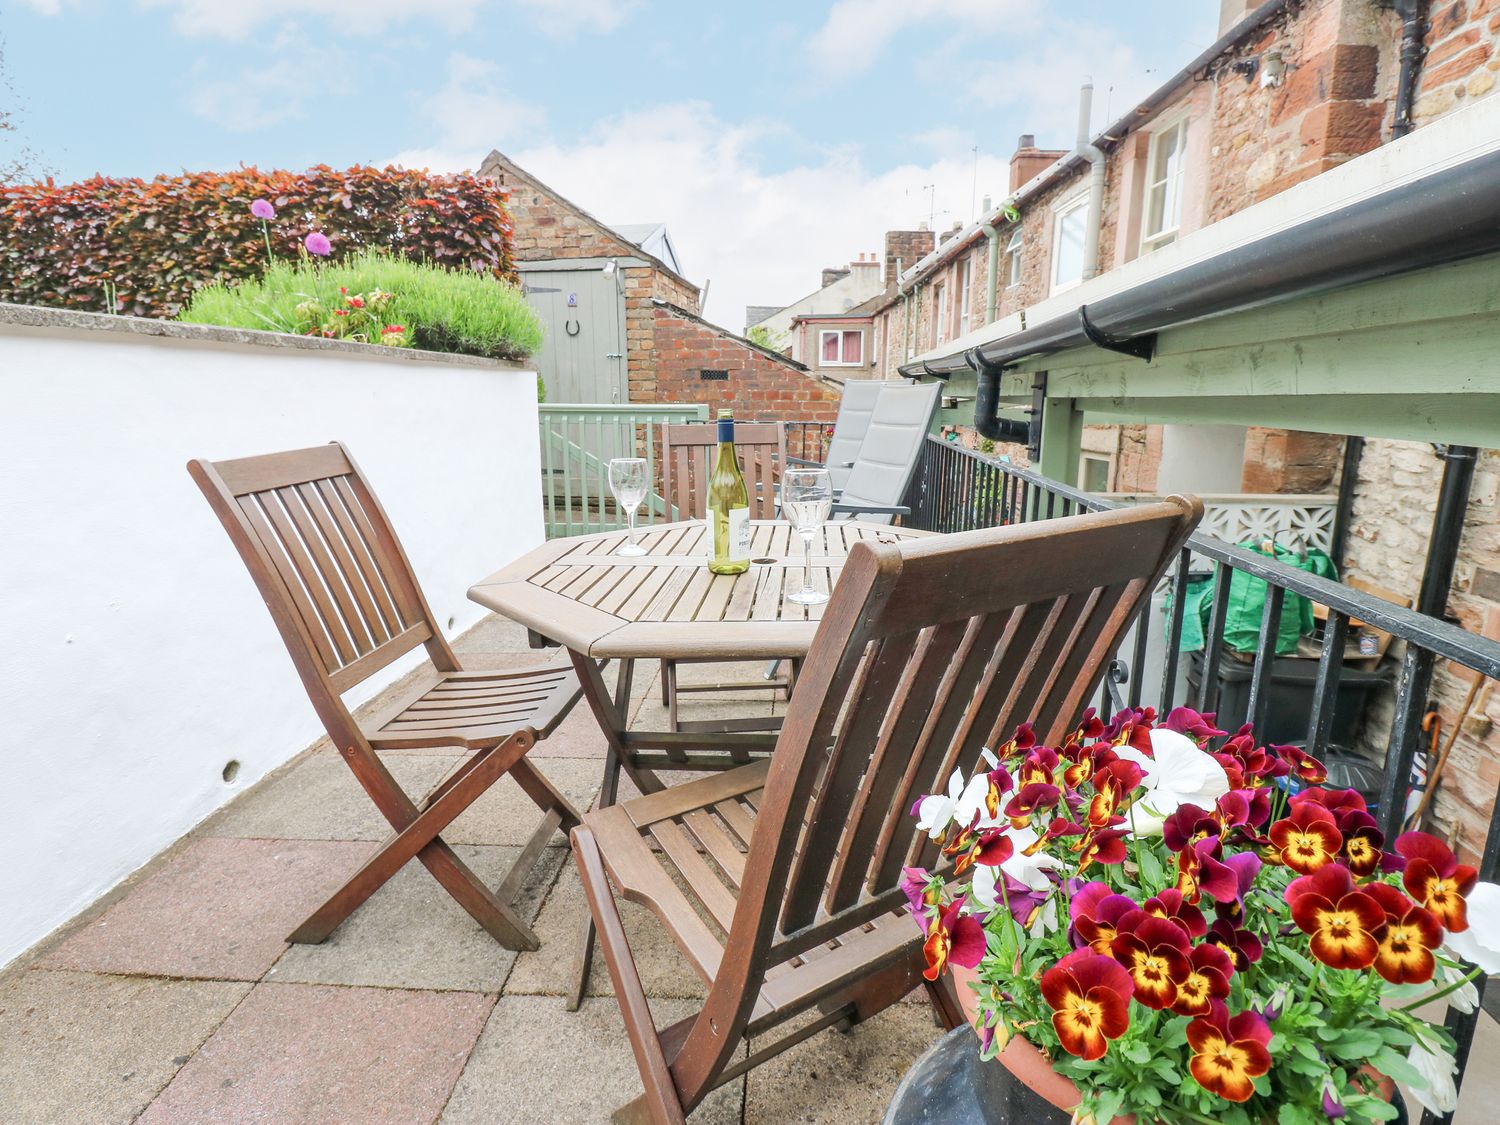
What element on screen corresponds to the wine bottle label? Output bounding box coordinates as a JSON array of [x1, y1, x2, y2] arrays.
[[728, 507, 750, 563]]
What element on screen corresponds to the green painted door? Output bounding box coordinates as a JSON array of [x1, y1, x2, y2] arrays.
[[521, 266, 627, 404]]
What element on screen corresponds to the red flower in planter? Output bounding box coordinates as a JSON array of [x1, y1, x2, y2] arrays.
[[1365, 882, 1441, 984], [1206, 915, 1263, 970], [1396, 831, 1478, 932], [1269, 802, 1343, 874], [1277, 743, 1328, 784], [1070, 883, 1136, 956], [1075, 826, 1130, 874], [1040, 950, 1133, 1061], [1004, 782, 1061, 827], [1171, 942, 1235, 1017], [921, 896, 985, 982], [1286, 864, 1383, 970], [1142, 888, 1207, 939], [1186, 1001, 1272, 1103], [1111, 912, 1192, 1010]]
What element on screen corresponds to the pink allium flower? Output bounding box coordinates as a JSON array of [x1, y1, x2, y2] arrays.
[[304, 231, 332, 257], [250, 199, 276, 220]]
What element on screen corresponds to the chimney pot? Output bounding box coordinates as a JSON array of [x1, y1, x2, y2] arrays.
[[1017, 133, 1036, 150]]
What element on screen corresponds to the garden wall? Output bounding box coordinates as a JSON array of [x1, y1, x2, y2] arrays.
[[0, 305, 544, 966]]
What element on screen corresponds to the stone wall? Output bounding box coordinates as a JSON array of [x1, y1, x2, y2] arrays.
[[1240, 428, 1343, 493], [649, 302, 842, 424], [1413, 0, 1500, 126]]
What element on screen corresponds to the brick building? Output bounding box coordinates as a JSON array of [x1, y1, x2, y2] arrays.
[[881, 0, 1500, 855], [479, 149, 835, 416]]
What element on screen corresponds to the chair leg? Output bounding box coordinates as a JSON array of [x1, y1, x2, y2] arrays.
[[570, 747, 623, 1011], [573, 827, 688, 1125], [288, 734, 543, 948], [924, 974, 967, 1032], [664, 660, 680, 732]]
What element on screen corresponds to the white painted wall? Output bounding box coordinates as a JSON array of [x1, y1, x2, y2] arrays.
[[0, 314, 544, 967]]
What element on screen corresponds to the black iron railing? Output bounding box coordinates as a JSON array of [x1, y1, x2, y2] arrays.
[[904, 435, 1500, 1125], [785, 420, 834, 467]]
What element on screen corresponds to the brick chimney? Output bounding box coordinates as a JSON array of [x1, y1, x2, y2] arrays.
[[883, 228, 936, 288], [1010, 133, 1069, 192]]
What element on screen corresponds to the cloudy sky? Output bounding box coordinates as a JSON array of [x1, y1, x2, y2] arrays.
[[2, 0, 1216, 328]]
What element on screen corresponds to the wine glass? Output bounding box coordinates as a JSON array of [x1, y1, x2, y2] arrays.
[[608, 457, 648, 556], [783, 468, 832, 605]]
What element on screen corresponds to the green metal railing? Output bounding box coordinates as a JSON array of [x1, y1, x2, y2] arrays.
[[539, 403, 709, 538]]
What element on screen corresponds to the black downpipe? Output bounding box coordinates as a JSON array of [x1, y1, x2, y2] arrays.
[[971, 350, 1030, 444], [1393, 0, 1428, 140], [969, 148, 1500, 436], [1330, 435, 1364, 570]]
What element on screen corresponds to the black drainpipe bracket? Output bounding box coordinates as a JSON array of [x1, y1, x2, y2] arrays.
[[1078, 304, 1157, 362], [921, 362, 949, 381]]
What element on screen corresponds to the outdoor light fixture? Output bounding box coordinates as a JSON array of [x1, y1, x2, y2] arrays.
[[602, 259, 617, 275], [1261, 49, 1287, 88]]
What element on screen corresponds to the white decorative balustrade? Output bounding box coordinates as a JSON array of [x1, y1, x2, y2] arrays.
[[1104, 493, 1338, 554]]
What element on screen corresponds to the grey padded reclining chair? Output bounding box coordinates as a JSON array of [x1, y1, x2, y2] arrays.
[[790, 378, 910, 492], [830, 380, 943, 525]]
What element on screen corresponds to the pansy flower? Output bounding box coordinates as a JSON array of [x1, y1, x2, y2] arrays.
[[1276, 742, 1328, 783], [1186, 1001, 1273, 1103], [1004, 781, 1061, 827], [1175, 837, 1241, 905], [1396, 831, 1478, 932], [1269, 802, 1343, 874], [1206, 915, 1263, 970], [1286, 864, 1383, 970], [1111, 912, 1191, 1010], [1365, 882, 1441, 984], [1070, 883, 1137, 955], [921, 895, 985, 981], [1142, 888, 1208, 938], [1162, 706, 1226, 741], [1040, 950, 1134, 1061], [1075, 826, 1129, 874], [1171, 942, 1234, 1017]]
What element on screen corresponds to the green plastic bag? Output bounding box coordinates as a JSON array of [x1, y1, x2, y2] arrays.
[[1179, 541, 1337, 655]]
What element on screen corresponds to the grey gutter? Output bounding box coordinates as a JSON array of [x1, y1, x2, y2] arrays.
[[944, 147, 1500, 435]]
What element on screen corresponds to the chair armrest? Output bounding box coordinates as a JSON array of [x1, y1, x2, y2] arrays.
[[831, 501, 910, 516]]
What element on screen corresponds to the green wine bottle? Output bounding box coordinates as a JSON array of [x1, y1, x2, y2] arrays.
[[707, 409, 751, 575]]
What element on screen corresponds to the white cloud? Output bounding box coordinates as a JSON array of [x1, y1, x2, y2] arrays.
[[387, 98, 1012, 331], [385, 53, 548, 170], [13, 0, 63, 13], [808, 0, 1039, 78], [514, 0, 639, 37], [136, 0, 486, 38]]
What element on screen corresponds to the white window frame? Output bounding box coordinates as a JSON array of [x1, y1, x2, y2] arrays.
[[932, 282, 948, 346], [957, 258, 972, 335], [1006, 228, 1023, 288], [1079, 453, 1113, 493], [1051, 193, 1089, 294], [1141, 113, 1190, 254], [818, 327, 864, 367]]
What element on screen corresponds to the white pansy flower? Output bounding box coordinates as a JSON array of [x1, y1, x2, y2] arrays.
[[915, 769, 968, 839], [1443, 881, 1500, 973], [969, 826, 1065, 910], [1406, 1042, 1459, 1116], [1437, 960, 1480, 1014], [1114, 727, 1230, 837]]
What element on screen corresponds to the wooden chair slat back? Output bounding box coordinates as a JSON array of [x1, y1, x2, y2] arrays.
[[189, 443, 455, 706], [660, 422, 785, 521], [713, 499, 1202, 1016]]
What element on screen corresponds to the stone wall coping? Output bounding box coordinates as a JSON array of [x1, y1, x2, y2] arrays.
[[0, 302, 532, 372]]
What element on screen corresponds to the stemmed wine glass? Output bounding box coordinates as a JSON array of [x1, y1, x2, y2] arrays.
[[783, 468, 832, 605], [608, 457, 648, 556]]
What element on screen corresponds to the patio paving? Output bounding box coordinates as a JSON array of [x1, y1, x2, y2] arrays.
[[5, 613, 1497, 1122]]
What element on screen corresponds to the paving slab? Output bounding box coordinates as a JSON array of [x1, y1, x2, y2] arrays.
[[138, 981, 492, 1125], [504, 862, 707, 1000], [452, 613, 536, 654], [266, 844, 565, 993], [0, 968, 249, 1125], [527, 701, 611, 760], [202, 752, 599, 848], [744, 1000, 942, 1123], [37, 837, 374, 981], [440, 996, 743, 1125]]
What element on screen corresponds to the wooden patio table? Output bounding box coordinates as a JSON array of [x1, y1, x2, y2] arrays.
[[467, 518, 931, 783]]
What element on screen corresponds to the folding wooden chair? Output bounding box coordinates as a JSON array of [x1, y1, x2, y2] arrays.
[[572, 496, 1202, 1123], [658, 421, 790, 732], [190, 442, 584, 950]]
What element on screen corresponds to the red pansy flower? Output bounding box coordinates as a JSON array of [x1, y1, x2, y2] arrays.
[[1187, 1001, 1273, 1103], [1040, 950, 1134, 1061], [1143, 888, 1208, 938], [1286, 864, 1384, 970], [1269, 802, 1343, 874], [1396, 831, 1478, 932], [1171, 942, 1234, 1017], [1070, 883, 1137, 956], [1365, 882, 1441, 985], [1004, 782, 1061, 827], [1277, 743, 1328, 783], [1075, 826, 1129, 874], [1111, 912, 1191, 1010], [1206, 915, 1263, 970], [921, 896, 985, 981]]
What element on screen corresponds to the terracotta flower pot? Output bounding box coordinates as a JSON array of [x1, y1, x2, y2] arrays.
[[947, 961, 1401, 1125]]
